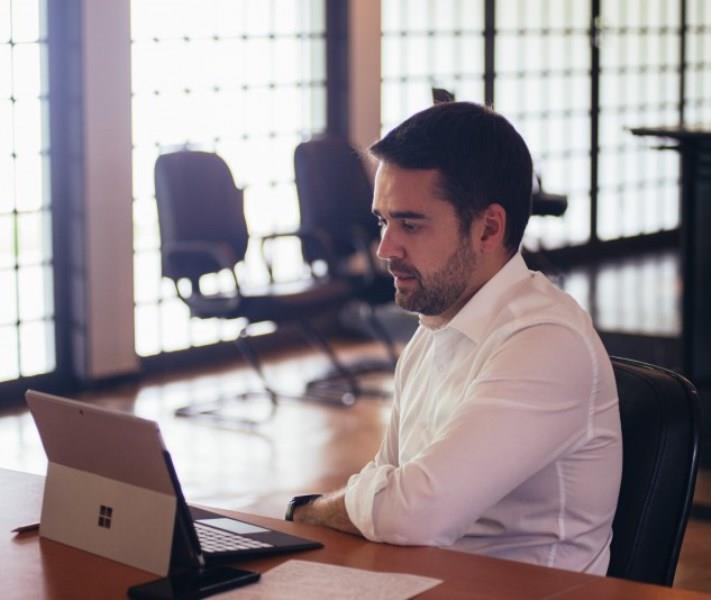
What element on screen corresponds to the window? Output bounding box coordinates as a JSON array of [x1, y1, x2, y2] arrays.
[[380, 0, 711, 251], [381, 0, 485, 134], [597, 0, 680, 240], [381, 0, 591, 249], [0, 0, 53, 382], [495, 0, 591, 248], [130, 0, 327, 357]]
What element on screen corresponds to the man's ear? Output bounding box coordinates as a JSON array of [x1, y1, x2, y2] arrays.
[[475, 203, 507, 252]]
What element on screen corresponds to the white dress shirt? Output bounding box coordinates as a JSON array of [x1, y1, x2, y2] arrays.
[[345, 253, 622, 574]]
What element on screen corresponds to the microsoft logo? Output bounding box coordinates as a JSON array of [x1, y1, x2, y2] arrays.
[[98, 505, 113, 529]]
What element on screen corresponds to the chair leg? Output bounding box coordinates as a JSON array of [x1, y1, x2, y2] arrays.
[[364, 304, 398, 369], [233, 329, 279, 405], [298, 319, 361, 406], [328, 302, 398, 377], [174, 329, 278, 426]]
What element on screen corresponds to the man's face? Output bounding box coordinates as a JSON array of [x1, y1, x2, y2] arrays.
[[372, 162, 478, 319]]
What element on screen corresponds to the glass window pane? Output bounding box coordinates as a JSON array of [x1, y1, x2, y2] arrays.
[[0, 269, 17, 325], [0, 325, 19, 382], [16, 209, 50, 265], [135, 303, 161, 357], [597, 0, 680, 240], [134, 250, 161, 303], [0, 46, 11, 98], [1, 0, 54, 384], [11, 0, 41, 43], [19, 319, 54, 376], [0, 214, 15, 268], [496, 0, 592, 248], [685, 0, 711, 124], [17, 264, 52, 321], [14, 136, 45, 210], [160, 298, 191, 353], [381, 0, 708, 251], [381, 0, 486, 133], [12, 43, 41, 99], [190, 317, 220, 347]]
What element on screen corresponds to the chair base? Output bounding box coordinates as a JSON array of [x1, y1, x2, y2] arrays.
[[304, 357, 393, 404], [304, 380, 359, 407], [174, 316, 394, 424], [174, 389, 278, 428], [304, 369, 392, 406]]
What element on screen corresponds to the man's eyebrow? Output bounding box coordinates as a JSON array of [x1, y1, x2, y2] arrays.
[[372, 210, 428, 220]]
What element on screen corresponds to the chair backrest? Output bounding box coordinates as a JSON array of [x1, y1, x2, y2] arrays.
[[607, 356, 700, 586], [154, 150, 249, 280], [294, 135, 379, 263]]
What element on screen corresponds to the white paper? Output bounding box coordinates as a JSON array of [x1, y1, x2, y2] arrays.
[[217, 559, 442, 600]]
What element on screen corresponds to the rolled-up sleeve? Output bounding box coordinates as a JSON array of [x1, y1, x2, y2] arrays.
[[345, 323, 595, 546], [345, 368, 401, 540]]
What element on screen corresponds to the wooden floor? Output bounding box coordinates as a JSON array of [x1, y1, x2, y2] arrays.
[[2, 337, 711, 593]]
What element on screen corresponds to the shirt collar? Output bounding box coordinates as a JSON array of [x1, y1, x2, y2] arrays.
[[420, 253, 531, 343]]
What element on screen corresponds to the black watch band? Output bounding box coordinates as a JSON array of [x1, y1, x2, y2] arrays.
[[285, 493, 323, 521]]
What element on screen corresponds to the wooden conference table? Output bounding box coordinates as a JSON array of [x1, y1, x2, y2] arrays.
[[3, 468, 707, 599]]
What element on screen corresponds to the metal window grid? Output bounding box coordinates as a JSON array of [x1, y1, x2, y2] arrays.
[[381, 0, 711, 251], [0, 0, 54, 383], [597, 0, 681, 241]]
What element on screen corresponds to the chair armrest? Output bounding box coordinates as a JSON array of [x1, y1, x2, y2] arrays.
[[531, 191, 568, 217], [163, 241, 239, 288], [259, 229, 337, 281], [349, 225, 382, 284]]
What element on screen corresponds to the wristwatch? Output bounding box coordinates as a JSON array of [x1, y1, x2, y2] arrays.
[[285, 493, 323, 521]]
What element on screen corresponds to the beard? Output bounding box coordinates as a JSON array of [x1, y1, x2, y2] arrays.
[[389, 235, 477, 316]]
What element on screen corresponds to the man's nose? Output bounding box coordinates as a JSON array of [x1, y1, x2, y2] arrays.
[[376, 226, 404, 260]]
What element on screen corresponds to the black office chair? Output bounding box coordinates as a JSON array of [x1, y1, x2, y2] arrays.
[[607, 356, 700, 586], [293, 135, 399, 373], [520, 171, 569, 279], [154, 150, 364, 422]]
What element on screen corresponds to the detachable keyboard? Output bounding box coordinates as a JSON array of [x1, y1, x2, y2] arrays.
[[194, 521, 274, 553]]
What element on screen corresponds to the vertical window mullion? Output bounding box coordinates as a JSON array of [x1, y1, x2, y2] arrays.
[[590, 0, 600, 244]]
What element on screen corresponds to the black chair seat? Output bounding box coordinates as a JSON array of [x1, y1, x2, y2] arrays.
[[184, 278, 354, 322]]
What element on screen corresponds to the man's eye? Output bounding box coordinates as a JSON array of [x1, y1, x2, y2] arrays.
[[402, 221, 419, 233]]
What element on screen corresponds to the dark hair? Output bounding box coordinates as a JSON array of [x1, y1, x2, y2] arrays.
[[370, 102, 532, 253]]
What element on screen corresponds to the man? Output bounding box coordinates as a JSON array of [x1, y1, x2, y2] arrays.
[[286, 102, 622, 575]]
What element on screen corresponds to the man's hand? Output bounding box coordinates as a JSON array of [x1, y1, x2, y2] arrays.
[[292, 489, 362, 536]]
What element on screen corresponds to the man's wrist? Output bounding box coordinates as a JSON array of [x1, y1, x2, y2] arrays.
[[285, 493, 323, 522]]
